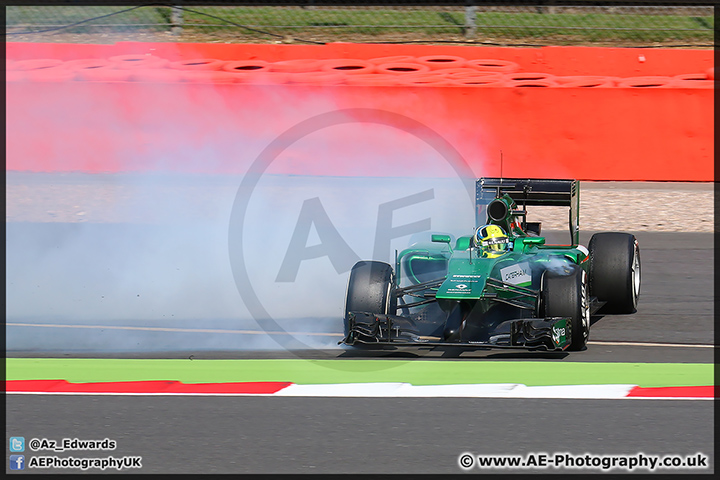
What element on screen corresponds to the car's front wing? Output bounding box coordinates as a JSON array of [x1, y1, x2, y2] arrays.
[[341, 312, 572, 351]]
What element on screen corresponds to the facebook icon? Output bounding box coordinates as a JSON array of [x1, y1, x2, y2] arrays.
[[9, 455, 25, 470]]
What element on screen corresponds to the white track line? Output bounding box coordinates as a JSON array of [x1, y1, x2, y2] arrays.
[[5, 322, 340, 337], [6, 323, 714, 347], [274, 382, 641, 399], [588, 341, 713, 349]]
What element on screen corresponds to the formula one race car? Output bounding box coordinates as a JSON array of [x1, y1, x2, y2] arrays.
[[341, 178, 641, 351]]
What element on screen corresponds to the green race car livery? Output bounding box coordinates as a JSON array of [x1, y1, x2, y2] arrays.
[[341, 178, 640, 352]]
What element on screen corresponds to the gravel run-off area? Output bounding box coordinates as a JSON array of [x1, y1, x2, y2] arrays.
[[5, 174, 714, 233]]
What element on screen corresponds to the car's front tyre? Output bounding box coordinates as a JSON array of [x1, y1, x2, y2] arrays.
[[540, 265, 590, 351], [344, 261, 397, 337]]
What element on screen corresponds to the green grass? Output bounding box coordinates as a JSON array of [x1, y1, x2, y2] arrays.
[[6, 6, 169, 34], [5, 6, 715, 44], [182, 8, 715, 42], [6, 358, 714, 388], [471, 11, 715, 42]]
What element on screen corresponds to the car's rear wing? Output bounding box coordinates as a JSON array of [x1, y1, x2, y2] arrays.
[[476, 178, 580, 245]]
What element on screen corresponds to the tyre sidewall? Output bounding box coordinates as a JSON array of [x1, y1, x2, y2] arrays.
[[344, 261, 396, 335], [589, 232, 640, 314], [541, 265, 589, 351]]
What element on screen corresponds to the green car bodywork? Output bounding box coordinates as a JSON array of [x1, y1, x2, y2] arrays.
[[396, 181, 587, 319]]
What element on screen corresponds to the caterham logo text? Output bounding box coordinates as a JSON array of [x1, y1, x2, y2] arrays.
[[500, 262, 532, 286]]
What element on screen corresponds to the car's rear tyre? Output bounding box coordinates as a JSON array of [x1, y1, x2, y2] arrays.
[[540, 265, 589, 351], [588, 232, 641, 314], [344, 261, 397, 337]]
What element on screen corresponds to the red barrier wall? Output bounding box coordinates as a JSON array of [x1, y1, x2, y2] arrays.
[[6, 42, 714, 77], [6, 43, 714, 181]]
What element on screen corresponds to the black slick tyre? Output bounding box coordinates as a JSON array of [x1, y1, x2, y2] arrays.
[[588, 232, 641, 314], [344, 261, 397, 337], [540, 265, 590, 351]]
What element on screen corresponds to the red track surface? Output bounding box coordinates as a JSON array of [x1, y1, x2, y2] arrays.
[[5, 380, 292, 395], [626, 385, 715, 398]]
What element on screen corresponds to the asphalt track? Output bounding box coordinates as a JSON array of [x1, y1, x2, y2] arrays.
[[5, 396, 714, 474], [5, 230, 714, 474], [6, 230, 714, 361]]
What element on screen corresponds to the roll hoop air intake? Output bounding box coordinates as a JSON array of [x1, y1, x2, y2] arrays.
[[487, 198, 511, 222]]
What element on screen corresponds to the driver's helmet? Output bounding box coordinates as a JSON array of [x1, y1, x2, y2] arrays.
[[475, 224, 510, 258]]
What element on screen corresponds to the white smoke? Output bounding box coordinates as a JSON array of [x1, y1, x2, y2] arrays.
[[6, 74, 478, 353]]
